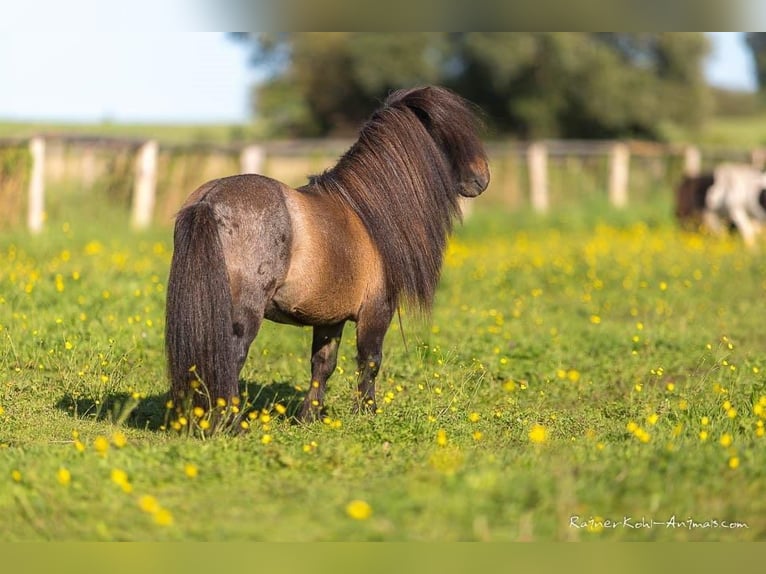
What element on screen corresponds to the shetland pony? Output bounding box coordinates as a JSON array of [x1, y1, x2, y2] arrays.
[[165, 86, 490, 421]]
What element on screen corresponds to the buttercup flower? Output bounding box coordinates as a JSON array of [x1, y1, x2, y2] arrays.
[[346, 499, 373, 520]]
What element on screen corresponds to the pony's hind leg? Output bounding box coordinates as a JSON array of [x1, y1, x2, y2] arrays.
[[231, 308, 262, 376], [299, 322, 345, 422], [354, 302, 395, 414]]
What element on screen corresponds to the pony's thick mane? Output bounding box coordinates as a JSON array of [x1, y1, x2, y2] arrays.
[[308, 86, 485, 311]]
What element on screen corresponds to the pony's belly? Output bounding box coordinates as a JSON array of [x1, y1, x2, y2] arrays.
[[263, 300, 308, 326], [266, 284, 358, 326]]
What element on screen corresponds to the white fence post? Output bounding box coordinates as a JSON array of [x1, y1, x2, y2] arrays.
[[683, 146, 701, 177], [27, 137, 46, 233], [527, 142, 549, 213], [131, 140, 158, 229], [608, 142, 630, 208], [240, 145, 265, 174], [81, 146, 97, 188]]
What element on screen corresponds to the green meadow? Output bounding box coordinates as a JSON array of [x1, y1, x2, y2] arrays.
[[1, 188, 765, 541]]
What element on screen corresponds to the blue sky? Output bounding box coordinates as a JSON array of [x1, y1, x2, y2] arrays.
[[0, 32, 757, 125], [0, 32, 255, 124]]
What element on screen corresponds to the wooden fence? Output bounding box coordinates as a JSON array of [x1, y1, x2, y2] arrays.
[[0, 134, 763, 232]]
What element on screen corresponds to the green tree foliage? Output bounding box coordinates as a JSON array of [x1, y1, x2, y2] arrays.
[[233, 33, 712, 140], [745, 33, 766, 91]]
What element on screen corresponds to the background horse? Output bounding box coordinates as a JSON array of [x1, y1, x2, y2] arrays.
[[165, 86, 490, 421], [675, 172, 714, 230], [675, 165, 766, 246], [705, 163, 766, 247]]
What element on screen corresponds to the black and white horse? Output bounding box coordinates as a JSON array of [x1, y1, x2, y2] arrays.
[[676, 163, 766, 247]]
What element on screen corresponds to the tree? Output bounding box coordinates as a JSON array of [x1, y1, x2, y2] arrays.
[[745, 33, 766, 90], [233, 33, 712, 139], [451, 33, 711, 139], [233, 33, 449, 136]]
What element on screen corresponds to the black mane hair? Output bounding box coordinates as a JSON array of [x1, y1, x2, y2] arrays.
[[308, 86, 486, 311]]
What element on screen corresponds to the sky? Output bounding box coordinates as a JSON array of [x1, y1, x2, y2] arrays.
[[0, 32, 758, 125]]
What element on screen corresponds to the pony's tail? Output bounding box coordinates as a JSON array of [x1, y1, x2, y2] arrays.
[[165, 202, 237, 410]]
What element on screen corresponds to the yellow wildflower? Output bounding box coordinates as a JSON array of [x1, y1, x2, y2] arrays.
[[154, 508, 174, 526], [346, 499, 373, 520], [93, 436, 109, 456], [57, 468, 71, 486], [587, 516, 604, 533], [110, 469, 132, 493], [635, 429, 651, 443], [138, 495, 160, 514], [528, 424, 548, 444], [112, 431, 127, 448]]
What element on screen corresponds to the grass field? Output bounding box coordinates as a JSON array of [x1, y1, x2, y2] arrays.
[[1, 193, 765, 541], [0, 121, 260, 146]]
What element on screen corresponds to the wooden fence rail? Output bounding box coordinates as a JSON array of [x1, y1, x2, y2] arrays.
[[1, 134, 764, 232]]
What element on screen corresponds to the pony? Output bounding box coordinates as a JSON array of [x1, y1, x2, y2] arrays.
[[674, 164, 766, 247], [165, 86, 490, 421]]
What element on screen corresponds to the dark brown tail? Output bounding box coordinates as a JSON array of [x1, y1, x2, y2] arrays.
[[165, 202, 238, 409]]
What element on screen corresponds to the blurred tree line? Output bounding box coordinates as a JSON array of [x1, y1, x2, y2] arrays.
[[232, 33, 716, 140]]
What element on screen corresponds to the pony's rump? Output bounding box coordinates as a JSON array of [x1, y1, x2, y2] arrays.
[[165, 199, 238, 407]]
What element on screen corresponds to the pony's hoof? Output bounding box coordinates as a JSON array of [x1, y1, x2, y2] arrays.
[[353, 399, 378, 415], [297, 403, 325, 424]]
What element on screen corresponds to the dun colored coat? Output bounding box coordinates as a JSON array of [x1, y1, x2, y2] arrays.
[[165, 86, 490, 421]]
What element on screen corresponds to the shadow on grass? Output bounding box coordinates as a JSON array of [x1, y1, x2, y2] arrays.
[[56, 379, 306, 432]]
